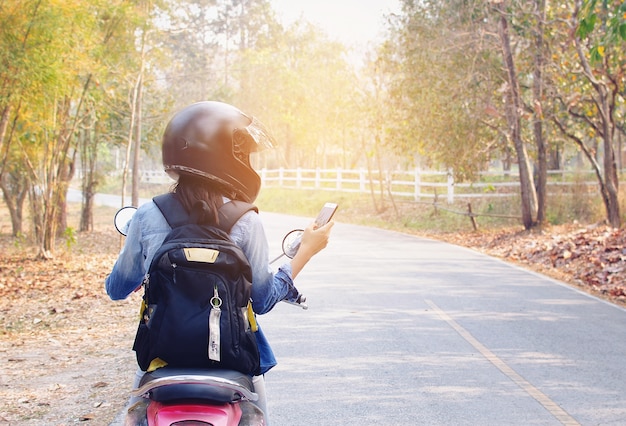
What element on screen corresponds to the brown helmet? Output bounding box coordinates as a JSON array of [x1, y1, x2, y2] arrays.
[[162, 101, 275, 203]]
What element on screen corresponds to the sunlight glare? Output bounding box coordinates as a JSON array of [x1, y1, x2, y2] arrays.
[[270, 0, 400, 47]]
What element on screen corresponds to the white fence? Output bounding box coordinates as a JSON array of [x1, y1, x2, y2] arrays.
[[141, 170, 175, 185], [140, 168, 602, 204]]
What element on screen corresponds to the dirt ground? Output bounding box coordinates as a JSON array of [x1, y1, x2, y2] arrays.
[[0, 212, 624, 425], [0, 228, 141, 425]]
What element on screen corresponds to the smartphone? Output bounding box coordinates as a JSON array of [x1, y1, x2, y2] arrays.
[[314, 202, 338, 227]]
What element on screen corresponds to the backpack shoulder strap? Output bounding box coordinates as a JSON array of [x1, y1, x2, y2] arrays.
[[217, 200, 258, 233], [154, 193, 257, 233], [153, 193, 189, 228]]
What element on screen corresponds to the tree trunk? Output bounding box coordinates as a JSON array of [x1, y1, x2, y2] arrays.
[[79, 117, 98, 232], [39, 76, 91, 258], [0, 105, 27, 237], [0, 178, 27, 237], [617, 130, 623, 170], [80, 183, 94, 232], [0, 105, 10, 158], [548, 146, 561, 170], [121, 72, 141, 208], [374, 133, 385, 209], [532, 0, 547, 226], [55, 156, 75, 237], [132, 74, 143, 207], [497, 2, 537, 229], [132, 22, 147, 207], [600, 107, 620, 227], [30, 185, 44, 249], [363, 137, 379, 213]]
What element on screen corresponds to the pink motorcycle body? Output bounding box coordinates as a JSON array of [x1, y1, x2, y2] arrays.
[[146, 401, 243, 426], [128, 368, 265, 426]]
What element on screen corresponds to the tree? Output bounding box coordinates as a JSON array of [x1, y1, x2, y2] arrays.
[[79, 1, 143, 227], [0, 147, 29, 236], [494, 0, 538, 229], [551, 0, 624, 228], [0, 1, 46, 237], [381, 0, 502, 179], [379, 0, 623, 229], [358, 47, 396, 213], [78, 106, 98, 232], [531, 0, 548, 225], [0, 0, 145, 257], [0, 0, 87, 255]]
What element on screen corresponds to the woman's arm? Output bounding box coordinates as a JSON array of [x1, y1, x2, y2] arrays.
[[105, 214, 146, 300], [232, 212, 333, 314], [289, 221, 334, 279]]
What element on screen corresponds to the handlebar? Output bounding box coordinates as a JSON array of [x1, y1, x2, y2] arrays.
[[283, 294, 308, 310]]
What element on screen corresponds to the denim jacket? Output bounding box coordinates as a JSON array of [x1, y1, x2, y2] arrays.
[[105, 198, 299, 374]]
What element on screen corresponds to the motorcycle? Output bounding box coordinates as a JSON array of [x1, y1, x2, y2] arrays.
[[113, 206, 307, 426]]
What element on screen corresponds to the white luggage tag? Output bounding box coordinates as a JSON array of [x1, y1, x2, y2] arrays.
[[208, 285, 221, 362]]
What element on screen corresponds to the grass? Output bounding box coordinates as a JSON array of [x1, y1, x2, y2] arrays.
[[256, 187, 521, 234], [255, 185, 624, 234]]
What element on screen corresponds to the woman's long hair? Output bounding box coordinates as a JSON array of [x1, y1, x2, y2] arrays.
[[172, 174, 233, 225]]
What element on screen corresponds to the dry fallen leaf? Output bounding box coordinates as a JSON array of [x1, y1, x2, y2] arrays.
[[79, 413, 96, 421]]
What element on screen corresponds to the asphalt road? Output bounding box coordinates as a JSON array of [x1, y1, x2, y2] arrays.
[[93, 192, 625, 425], [258, 211, 626, 426]]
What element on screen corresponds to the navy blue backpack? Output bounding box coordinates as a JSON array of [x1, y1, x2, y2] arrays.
[[133, 193, 261, 375]]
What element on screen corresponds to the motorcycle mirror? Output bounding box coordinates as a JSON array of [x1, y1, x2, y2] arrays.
[[281, 229, 304, 259], [114, 206, 137, 236]]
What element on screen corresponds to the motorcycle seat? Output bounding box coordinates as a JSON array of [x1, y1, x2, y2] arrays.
[[137, 368, 257, 403]]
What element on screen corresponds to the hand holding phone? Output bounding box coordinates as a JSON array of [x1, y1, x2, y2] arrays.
[[314, 202, 338, 228], [286, 202, 337, 281], [280, 203, 337, 259]]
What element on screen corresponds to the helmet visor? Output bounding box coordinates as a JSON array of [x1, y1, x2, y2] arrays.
[[235, 115, 277, 153]]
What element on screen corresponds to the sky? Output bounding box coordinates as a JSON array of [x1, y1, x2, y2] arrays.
[[269, 0, 401, 47]]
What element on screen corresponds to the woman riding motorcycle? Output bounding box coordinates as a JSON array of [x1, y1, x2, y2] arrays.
[[105, 101, 334, 421]]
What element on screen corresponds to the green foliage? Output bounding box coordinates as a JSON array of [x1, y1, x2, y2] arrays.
[[0, 0, 158, 255], [577, 0, 626, 64], [12, 232, 27, 249], [378, 0, 500, 180], [576, 9, 597, 39], [63, 226, 77, 251]]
